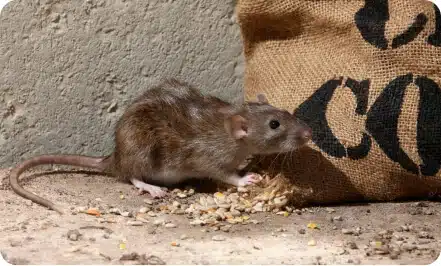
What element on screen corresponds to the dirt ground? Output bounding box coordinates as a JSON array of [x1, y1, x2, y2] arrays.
[[0, 168, 440, 265]]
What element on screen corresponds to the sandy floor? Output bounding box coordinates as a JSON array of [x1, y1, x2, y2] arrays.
[[0, 168, 440, 265]]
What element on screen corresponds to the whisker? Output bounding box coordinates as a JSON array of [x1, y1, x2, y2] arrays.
[[268, 152, 282, 174], [281, 152, 288, 171]]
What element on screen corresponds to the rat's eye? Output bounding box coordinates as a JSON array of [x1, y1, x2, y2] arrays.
[[269, 120, 280, 129]]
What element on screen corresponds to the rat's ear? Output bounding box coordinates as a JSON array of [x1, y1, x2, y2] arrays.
[[218, 105, 248, 139], [224, 114, 248, 140], [256, 93, 269, 104]]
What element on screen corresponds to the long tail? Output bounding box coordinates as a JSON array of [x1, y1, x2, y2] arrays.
[[9, 154, 110, 214]]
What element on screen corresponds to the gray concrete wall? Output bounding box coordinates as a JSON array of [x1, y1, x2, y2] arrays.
[[0, 0, 244, 168]]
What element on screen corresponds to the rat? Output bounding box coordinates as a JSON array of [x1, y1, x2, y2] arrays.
[[9, 79, 312, 214]]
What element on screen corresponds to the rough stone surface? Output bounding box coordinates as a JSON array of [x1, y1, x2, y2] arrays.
[[0, 0, 244, 167]]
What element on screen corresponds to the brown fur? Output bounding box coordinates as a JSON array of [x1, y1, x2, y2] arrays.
[[10, 79, 311, 214]]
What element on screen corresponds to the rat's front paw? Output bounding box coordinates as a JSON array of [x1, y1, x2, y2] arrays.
[[237, 172, 262, 187]]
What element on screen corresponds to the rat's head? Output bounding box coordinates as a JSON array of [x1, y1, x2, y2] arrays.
[[220, 94, 312, 154]]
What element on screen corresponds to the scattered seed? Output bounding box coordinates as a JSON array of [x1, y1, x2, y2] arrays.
[[165, 223, 177, 228], [212, 235, 226, 241], [401, 243, 416, 251], [371, 241, 383, 248], [172, 209, 185, 215], [180, 234, 188, 240], [214, 192, 225, 199], [177, 193, 187, 198], [342, 229, 354, 235], [392, 233, 404, 241], [86, 208, 101, 217], [190, 219, 206, 226], [417, 238, 433, 245], [378, 229, 389, 236], [400, 225, 411, 232], [139, 207, 149, 214], [121, 211, 132, 217], [144, 199, 153, 205], [127, 221, 143, 226], [230, 209, 241, 217], [253, 202, 264, 212], [237, 187, 248, 193], [332, 216, 343, 221], [147, 211, 157, 217], [307, 222, 319, 229], [308, 239, 317, 246], [76, 206, 87, 213], [326, 208, 336, 213], [273, 196, 288, 208], [153, 219, 165, 226]]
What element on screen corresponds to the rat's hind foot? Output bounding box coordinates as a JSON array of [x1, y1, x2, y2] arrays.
[[237, 172, 262, 187], [130, 178, 167, 198]]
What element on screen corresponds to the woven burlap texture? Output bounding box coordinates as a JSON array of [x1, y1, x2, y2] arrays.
[[237, 0, 441, 205]]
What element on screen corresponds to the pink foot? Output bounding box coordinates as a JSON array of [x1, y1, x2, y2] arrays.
[[237, 173, 262, 187], [131, 178, 167, 198]]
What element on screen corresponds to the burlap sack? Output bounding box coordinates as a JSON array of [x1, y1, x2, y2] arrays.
[[237, 0, 441, 205]]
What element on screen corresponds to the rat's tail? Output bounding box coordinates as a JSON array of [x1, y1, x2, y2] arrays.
[[9, 154, 111, 214]]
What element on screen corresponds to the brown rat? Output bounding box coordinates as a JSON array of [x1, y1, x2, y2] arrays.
[[10, 79, 312, 214]]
